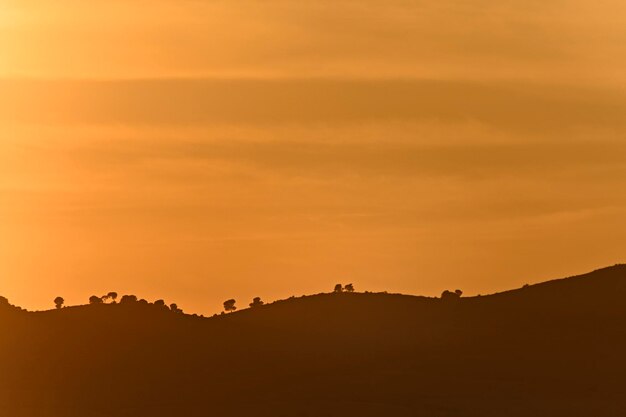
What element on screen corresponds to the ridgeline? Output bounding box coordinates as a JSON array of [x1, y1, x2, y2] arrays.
[[1, 265, 625, 417]]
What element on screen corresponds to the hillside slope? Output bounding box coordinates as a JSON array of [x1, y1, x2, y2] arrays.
[[1, 265, 626, 417]]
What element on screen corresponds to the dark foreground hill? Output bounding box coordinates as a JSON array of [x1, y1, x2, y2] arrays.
[[1, 265, 626, 417]]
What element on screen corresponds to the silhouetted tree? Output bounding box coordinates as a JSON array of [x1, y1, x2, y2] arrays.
[[224, 299, 237, 313], [89, 295, 103, 304], [54, 297, 64, 310], [154, 299, 167, 309], [0, 296, 9, 306], [104, 292, 118, 303], [249, 297, 264, 308], [344, 283, 355, 293], [441, 290, 462, 301], [170, 303, 183, 313], [120, 295, 138, 304], [334, 284, 343, 293]]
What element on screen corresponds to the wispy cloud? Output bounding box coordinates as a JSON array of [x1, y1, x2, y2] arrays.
[[66, 137, 626, 181], [3, 79, 626, 132]]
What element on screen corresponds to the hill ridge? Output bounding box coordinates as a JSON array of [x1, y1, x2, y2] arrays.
[[1, 264, 626, 417], [2, 264, 626, 317]]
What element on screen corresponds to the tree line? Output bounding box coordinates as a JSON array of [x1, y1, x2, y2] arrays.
[[3, 282, 465, 316], [49, 283, 361, 315]]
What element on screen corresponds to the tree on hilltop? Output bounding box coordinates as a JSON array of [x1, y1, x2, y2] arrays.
[[102, 292, 118, 303], [89, 295, 103, 305], [441, 289, 463, 301], [120, 295, 138, 304], [54, 297, 64, 310], [249, 297, 264, 308], [224, 299, 237, 313]]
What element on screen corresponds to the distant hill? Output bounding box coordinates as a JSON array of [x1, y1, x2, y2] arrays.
[[1, 265, 625, 417]]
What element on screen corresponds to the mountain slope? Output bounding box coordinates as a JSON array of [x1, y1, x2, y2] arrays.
[[1, 265, 625, 417]]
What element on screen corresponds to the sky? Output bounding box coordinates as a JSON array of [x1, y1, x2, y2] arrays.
[[1, 0, 625, 314]]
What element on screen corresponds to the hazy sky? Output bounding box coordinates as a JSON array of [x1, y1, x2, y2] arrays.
[[1, 0, 625, 314]]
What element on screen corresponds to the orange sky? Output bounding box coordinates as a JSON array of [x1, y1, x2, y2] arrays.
[[1, 0, 625, 314]]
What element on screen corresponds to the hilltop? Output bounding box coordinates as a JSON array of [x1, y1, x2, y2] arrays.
[[1, 265, 626, 417]]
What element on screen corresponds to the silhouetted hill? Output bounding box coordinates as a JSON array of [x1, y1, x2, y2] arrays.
[[1, 265, 625, 417]]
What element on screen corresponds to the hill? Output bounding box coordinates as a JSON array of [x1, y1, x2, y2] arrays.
[[1, 265, 626, 417]]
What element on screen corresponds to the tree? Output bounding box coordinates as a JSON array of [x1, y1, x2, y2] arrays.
[[334, 284, 343, 293], [89, 295, 103, 305], [54, 297, 64, 310], [249, 297, 264, 308], [120, 295, 138, 304], [106, 292, 118, 303], [441, 290, 462, 301], [154, 299, 167, 308], [0, 296, 9, 306], [170, 303, 182, 313], [223, 299, 237, 313], [344, 283, 355, 293]]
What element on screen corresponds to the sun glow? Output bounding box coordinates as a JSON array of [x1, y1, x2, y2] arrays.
[[1, 0, 625, 314]]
